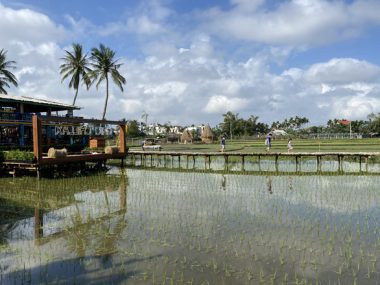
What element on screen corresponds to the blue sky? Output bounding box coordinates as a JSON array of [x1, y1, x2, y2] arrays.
[[1, 0, 380, 126]]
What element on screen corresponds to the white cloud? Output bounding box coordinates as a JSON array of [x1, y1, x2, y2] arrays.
[[304, 58, 380, 84], [203, 96, 249, 113], [127, 15, 164, 35], [120, 99, 144, 114], [2, 2, 380, 127], [202, 0, 380, 47], [331, 96, 380, 119], [0, 4, 66, 47], [142, 81, 188, 100]]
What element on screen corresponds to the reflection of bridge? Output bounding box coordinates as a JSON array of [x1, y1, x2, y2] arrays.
[[127, 150, 380, 174]]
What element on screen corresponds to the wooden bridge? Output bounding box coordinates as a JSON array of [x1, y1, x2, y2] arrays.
[[127, 150, 380, 174], [2, 114, 380, 177]]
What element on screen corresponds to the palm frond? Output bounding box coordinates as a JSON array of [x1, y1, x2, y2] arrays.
[[0, 49, 18, 93]]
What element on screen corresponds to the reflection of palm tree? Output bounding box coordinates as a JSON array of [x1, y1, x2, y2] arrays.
[[119, 170, 128, 210], [96, 172, 128, 260], [64, 171, 128, 259]]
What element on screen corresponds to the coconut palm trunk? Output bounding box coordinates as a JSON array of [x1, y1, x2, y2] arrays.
[[73, 88, 79, 105], [102, 75, 109, 120]]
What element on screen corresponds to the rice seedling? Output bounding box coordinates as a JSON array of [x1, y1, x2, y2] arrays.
[[0, 164, 379, 284]]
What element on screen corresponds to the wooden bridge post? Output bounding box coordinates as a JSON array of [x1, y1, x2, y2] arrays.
[[186, 155, 189, 169], [317, 155, 322, 172], [208, 155, 211, 169], [359, 156, 362, 172], [241, 155, 245, 171], [224, 155, 229, 171], [295, 156, 299, 172], [32, 115, 42, 163], [178, 155, 181, 169]]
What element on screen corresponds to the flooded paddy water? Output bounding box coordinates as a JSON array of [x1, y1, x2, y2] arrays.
[[0, 165, 379, 284]]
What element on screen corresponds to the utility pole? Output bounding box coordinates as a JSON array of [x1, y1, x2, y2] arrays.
[[350, 121, 352, 139], [141, 111, 148, 132]]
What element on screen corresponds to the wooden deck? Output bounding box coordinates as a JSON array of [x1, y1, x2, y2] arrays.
[[1, 152, 127, 177], [38, 152, 126, 165], [0, 114, 128, 178]]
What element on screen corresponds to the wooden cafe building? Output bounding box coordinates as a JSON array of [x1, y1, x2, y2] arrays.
[[0, 94, 127, 177], [0, 94, 80, 148]]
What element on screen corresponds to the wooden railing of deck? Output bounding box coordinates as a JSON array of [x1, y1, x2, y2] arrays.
[[32, 114, 127, 165]]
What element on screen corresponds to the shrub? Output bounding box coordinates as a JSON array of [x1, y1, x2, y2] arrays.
[[3, 150, 35, 162]]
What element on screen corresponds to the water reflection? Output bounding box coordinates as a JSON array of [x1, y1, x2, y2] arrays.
[[266, 176, 273, 194], [288, 175, 293, 190], [221, 174, 226, 191], [1, 169, 379, 285]]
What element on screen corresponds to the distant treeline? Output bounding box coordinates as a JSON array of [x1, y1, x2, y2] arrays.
[[124, 111, 380, 139]]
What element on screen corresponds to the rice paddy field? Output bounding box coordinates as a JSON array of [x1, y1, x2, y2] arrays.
[[0, 162, 379, 285], [129, 138, 380, 153]]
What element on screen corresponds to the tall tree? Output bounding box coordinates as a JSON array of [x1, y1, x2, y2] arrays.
[[88, 44, 126, 120], [0, 49, 18, 94], [60, 43, 91, 105], [220, 111, 239, 138]]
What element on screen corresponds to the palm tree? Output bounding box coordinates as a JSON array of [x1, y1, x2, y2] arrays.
[[60, 43, 91, 105], [88, 44, 126, 120], [0, 49, 18, 94]]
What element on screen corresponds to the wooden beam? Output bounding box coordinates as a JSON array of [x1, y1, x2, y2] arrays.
[[32, 115, 42, 163], [40, 116, 123, 125], [119, 123, 127, 154]]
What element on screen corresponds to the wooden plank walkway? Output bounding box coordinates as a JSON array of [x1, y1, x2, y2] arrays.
[[127, 150, 380, 173]]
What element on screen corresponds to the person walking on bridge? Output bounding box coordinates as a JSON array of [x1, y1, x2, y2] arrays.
[[265, 133, 272, 152], [221, 137, 226, 152]]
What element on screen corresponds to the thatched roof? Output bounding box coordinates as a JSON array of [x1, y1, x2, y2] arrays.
[[201, 124, 213, 139], [181, 130, 193, 142]]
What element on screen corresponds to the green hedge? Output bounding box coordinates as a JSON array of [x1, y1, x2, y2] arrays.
[[0, 150, 35, 162]]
